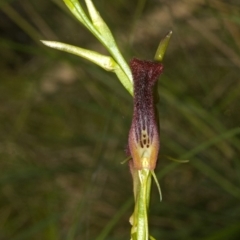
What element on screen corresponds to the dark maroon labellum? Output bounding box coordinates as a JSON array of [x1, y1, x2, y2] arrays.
[[128, 58, 163, 170]]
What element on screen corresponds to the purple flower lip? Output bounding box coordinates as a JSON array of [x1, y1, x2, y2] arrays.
[[128, 58, 163, 170]]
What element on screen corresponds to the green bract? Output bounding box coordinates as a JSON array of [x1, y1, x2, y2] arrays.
[[42, 0, 133, 95], [154, 31, 172, 62]]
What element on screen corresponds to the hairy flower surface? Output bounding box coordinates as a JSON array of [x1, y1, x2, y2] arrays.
[[128, 58, 163, 170]]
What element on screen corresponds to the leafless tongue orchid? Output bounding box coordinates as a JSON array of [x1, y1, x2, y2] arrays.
[[128, 58, 163, 170], [41, 0, 172, 237]]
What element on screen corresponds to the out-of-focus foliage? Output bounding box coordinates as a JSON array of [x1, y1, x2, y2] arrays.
[[0, 0, 240, 239]]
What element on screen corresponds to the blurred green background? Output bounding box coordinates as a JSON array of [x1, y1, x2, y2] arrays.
[[1, 0, 240, 239]]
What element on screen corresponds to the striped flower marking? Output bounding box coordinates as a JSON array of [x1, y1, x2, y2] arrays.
[[128, 58, 163, 170]]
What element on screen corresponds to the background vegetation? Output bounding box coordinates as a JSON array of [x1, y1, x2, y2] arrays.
[[1, 0, 240, 239]]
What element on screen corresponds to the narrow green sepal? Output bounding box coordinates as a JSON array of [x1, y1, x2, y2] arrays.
[[151, 170, 162, 202], [165, 155, 189, 163], [120, 156, 132, 164]]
